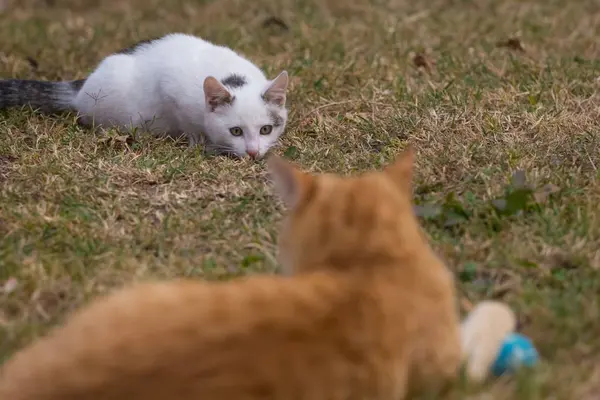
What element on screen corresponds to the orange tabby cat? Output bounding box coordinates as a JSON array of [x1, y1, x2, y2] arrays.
[[0, 146, 466, 399]]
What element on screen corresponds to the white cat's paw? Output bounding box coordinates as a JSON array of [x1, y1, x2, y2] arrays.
[[186, 132, 201, 148]]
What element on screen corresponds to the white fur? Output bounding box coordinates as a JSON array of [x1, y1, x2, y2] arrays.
[[460, 301, 517, 384], [72, 33, 289, 158]]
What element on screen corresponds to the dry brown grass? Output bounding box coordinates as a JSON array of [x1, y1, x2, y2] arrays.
[[1, 0, 600, 398]]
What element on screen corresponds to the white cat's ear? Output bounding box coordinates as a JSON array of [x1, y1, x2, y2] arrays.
[[263, 70, 288, 107], [204, 76, 233, 111], [267, 154, 311, 208], [383, 145, 415, 193]]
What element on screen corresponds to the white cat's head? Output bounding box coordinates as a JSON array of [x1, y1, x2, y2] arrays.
[[202, 71, 289, 159]]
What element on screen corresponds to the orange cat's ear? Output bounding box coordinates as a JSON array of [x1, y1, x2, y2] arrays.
[[267, 155, 312, 208], [383, 145, 415, 193]]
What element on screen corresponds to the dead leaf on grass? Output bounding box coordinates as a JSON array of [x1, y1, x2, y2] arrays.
[[496, 37, 525, 52], [26, 56, 38, 69], [98, 133, 135, 149], [262, 16, 289, 31], [412, 52, 435, 73]]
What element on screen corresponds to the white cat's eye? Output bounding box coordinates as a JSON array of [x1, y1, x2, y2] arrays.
[[260, 125, 273, 135], [229, 127, 243, 136]]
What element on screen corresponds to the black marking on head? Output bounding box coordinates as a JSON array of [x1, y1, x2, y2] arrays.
[[268, 109, 284, 128], [116, 38, 157, 55], [221, 74, 247, 89]]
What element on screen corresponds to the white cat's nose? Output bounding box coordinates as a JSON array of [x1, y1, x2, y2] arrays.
[[246, 149, 258, 159]]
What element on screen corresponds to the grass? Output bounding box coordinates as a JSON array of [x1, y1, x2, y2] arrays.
[[1, 0, 599, 397]]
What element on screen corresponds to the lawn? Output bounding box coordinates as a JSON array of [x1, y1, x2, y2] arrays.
[[1, 0, 599, 398]]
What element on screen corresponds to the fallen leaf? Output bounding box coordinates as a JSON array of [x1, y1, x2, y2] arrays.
[[412, 53, 435, 73], [497, 37, 525, 52], [262, 16, 289, 31], [26, 56, 39, 69], [98, 133, 134, 147]]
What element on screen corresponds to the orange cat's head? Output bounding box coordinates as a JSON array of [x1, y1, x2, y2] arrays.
[[267, 146, 427, 275]]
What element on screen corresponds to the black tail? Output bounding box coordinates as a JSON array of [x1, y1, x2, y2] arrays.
[[0, 79, 85, 114]]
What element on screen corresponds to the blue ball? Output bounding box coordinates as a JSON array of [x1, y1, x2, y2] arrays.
[[491, 333, 539, 377]]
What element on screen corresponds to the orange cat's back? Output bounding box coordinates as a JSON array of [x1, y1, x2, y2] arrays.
[[0, 275, 362, 399], [0, 146, 462, 400]]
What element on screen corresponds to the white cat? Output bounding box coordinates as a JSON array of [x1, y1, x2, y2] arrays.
[[0, 33, 289, 159]]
